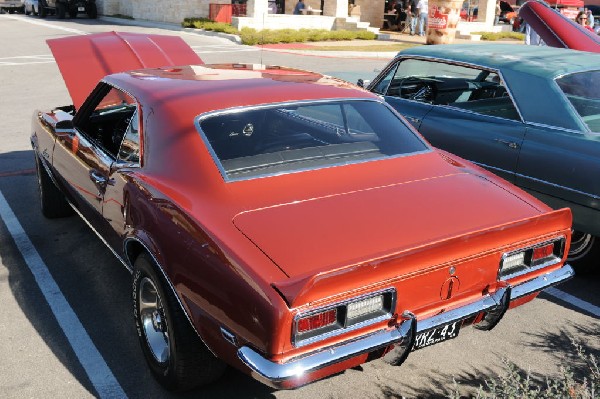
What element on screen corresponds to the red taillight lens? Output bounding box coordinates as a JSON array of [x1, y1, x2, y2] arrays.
[[297, 309, 337, 333], [533, 243, 554, 261]]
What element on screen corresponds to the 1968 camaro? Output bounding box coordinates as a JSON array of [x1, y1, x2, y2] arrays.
[[32, 32, 574, 391]]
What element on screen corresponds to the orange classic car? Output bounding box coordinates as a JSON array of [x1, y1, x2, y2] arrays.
[[31, 32, 574, 391]]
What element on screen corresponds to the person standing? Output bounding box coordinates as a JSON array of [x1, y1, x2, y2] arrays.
[[406, 0, 418, 35], [416, 0, 428, 36], [585, 8, 594, 27], [494, 0, 501, 25], [293, 0, 305, 15], [576, 11, 594, 32]]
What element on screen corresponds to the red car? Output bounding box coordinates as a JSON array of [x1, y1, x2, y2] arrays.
[[32, 32, 574, 391]]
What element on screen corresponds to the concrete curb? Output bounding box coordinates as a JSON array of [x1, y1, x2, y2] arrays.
[[98, 16, 242, 44]]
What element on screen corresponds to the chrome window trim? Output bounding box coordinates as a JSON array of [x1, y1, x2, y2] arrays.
[[553, 70, 600, 134], [194, 98, 431, 183], [373, 55, 525, 124], [498, 236, 565, 281], [465, 160, 600, 202], [292, 288, 396, 348]]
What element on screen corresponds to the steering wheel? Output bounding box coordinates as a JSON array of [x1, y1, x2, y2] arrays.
[[399, 77, 438, 103]]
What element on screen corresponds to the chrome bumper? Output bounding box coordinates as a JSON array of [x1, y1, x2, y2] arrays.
[[238, 264, 573, 389]]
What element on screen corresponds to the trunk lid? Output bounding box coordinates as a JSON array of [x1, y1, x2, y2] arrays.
[[232, 172, 569, 307]]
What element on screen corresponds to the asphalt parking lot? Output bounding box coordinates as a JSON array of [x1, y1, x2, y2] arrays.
[[0, 13, 599, 399]]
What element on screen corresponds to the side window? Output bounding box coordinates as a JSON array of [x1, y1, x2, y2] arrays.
[[75, 85, 138, 158], [386, 59, 520, 121], [372, 63, 399, 95], [117, 110, 140, 164]]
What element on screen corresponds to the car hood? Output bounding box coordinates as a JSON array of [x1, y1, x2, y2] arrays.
[[519, 1, 600, 53], [47, 31, 203, 109], [233, 171, 541, 281]]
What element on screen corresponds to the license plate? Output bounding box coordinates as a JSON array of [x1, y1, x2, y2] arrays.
[[78, 6, 85, 11], [413, 321, 460, 350]]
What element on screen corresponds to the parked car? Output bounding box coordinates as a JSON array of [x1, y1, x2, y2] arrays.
[[363, 43, 600, 271], [22, 0, 38, 15], [38, 0, 96, 18], [34, 32, 574, 391], [0, 0, 23, 13]]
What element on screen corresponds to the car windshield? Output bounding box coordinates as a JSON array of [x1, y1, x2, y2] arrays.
[[556, 71, 600, 133], [197, 99, 428, 181]]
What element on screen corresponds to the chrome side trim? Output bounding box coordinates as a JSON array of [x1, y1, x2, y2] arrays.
[[512, 172, 600, 201], [510, 264, 574, 300], [238, 314, 416, 389]]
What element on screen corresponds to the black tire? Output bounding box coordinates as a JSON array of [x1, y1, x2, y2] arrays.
[[87, 2, 97, 19], [68, 5, 77, 18], [35, 156, 73, 218], [56, 1, 65, 18], [567, 231, 600, 274], [133, 253, 226, 391], [39, 1, 47, 17]]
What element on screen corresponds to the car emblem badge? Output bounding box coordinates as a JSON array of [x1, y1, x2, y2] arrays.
[[243, 123, 254, 136]]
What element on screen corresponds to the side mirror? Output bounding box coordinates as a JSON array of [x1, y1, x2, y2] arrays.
[[357, 79, 370, 88], [55, 119, 74, 131]]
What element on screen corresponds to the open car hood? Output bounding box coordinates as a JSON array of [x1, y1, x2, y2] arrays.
[[519, 1, 600, 52], [47, 31, 203, 109]]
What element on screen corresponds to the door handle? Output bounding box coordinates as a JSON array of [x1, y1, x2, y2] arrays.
[[494, 138, 519, 149], [405, 116, 421, 125]]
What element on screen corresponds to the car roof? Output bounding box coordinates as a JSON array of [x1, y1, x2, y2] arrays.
[[105, 64, 377, 116], [399, 44, 600, 79]]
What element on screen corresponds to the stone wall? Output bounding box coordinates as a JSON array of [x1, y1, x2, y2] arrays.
[[97, 0, 228, 22], [354, 0, 385, 30]]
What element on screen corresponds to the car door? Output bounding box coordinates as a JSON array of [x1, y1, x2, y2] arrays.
[[516, 70, 600, 235], [52, 83, 138, 238], [390, 58, 526, 183], [101, 108, 142, 252], [369, 59, 433, 130]]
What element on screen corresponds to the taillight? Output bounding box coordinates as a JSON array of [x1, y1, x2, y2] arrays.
[[499, 237, 564, 279], [297, 309, 337, 333], [293, 290, 395, 347]]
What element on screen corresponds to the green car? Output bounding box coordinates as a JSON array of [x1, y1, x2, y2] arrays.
[[366, 44, 600, 271]]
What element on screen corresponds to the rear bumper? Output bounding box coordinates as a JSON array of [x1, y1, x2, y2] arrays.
[[238, 264, 573, 389]]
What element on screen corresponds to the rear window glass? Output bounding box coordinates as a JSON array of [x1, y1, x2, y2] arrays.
[[197, 100, 428, 181], [556, 71, 600, 133]]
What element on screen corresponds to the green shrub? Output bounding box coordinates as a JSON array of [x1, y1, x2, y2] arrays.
[[473, 31, 525, 41], [446, 338, 599, 399], [183, 17, 377, 45]]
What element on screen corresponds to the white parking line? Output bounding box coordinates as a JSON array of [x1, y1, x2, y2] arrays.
[[0, 14, 88, 35], [0, 191, 127, 399], [545, 287, 600, 318]]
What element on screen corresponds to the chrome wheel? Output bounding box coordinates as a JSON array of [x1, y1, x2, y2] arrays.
[[139, 277, 170, 364], [568, 231, 595, 262]]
